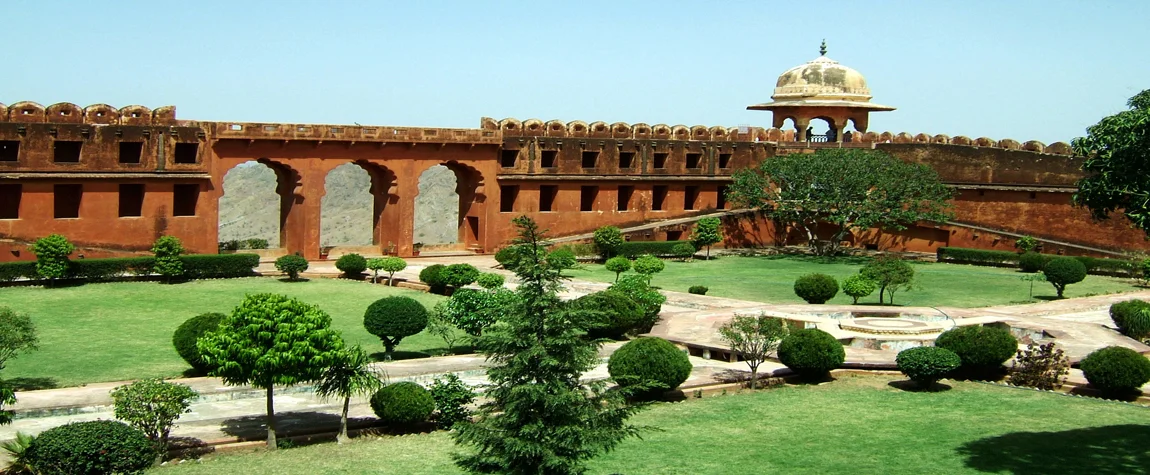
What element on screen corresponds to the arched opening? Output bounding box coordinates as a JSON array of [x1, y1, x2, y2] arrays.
[[219, 160, 294, 249], [413, 163, 483, 250], [782, 117, 800, 141], [320, 163, 373, 247], [808, 117, 838, 142]]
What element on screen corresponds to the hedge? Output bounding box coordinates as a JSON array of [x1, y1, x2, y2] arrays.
[[179, 254, 261, 279], [936, 247, 1135, 276], [0, 261, 38, 282], [70, 257, 155, 281], [616, 240, 695, 258], [1, 253, 259, 284]]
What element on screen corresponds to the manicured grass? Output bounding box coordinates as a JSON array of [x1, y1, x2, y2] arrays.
[[0, 278, 449, 388], [568, 255, 1137, 307], [154, 375, 1150, 474]]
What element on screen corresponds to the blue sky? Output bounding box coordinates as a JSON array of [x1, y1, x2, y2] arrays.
[[3, 1, 1145, 143]]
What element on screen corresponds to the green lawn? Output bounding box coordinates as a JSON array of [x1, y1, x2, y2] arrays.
[[0, 278, 448, 389], [569, 255, 1137, 307], [154, 375, 1150, 474]]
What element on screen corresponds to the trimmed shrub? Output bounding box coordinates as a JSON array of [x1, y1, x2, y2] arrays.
[[607, 337, 692, 398], [936, 247, 1021, 267], [615, 240, 695, 258], [570, 290, 646, 339], [419, 264, 448, 294], [934, 325, 1018, 377], [218, 240, 240, 252], [605, 256, 632, 283], [777, 329, 845, 379], [1008, 342, 1070, 390], [179, 254, 259, 279], [428, 373, 476, 429], [172, 312, 226, 374], [243, 238, 270, 250], [370, 382, 434, 426], [609, 274, 666, 333], [374, 256, 408, 285], [70, 257, 155, 281], [896, 346, 961, 388], [1018, 252, 1047, 273], [633, 254, 665, 281], [1079, 346, 1150, 397], [1044, 257, 1087, 298], [841, 274, 877, 304], [1141, 258, 1150, 282], [547, 248, 577, 269], [593, 226, 624, 258], [793, 273, 839, 304], [1110, 300, 1150, 340], [152, 235, 186, 281], [24, 420, 154, 475], [441, 263, 480, 288], [494, 247, 519, 271], [670, 242, 696, 261], [363, 296, 429, 355], [30, 234, 74, 281], [335, 253, 368, 278], [0, 261, 38, 282], [437, 288, 515, 336], [688, 285, 708, 295], [274, 255, 309, 281], [475, 272, 504, 290]]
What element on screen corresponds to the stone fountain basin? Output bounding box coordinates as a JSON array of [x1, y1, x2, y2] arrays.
[[838, 317, 947, 336]]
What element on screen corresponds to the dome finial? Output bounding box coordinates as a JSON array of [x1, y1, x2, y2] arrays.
[[819, 39, 827, 56]]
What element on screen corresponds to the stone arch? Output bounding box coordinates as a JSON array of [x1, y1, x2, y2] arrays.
[[119, 105, 152, 125], [893, 132, 914, 144], [652, 124, 672, 139], [9, 101, 46, 123], [610, 122, 632, 138], [45, 102, 83, 123], [1022, 140, 1045, 152], [499, 118, 521, 133], [998, 138, 1021, 150], [522, 118, 544, 135], [219, 158, 301, 249], [1045, 142, 1072, 155], [413, 161, 487, 248], [974, 137, 996, 147], [913, 133, 931, 143], [951, 135, 972, 146], [320, 161, 398, 248], [83, 104, 119, 124], [545, 120, 567, 136], [567, 120, 589, 137], [931, 134, 951, 144], [632, 123, 651, 139]]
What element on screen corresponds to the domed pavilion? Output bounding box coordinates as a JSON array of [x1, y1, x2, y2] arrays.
[[747, 41, 894, 142]]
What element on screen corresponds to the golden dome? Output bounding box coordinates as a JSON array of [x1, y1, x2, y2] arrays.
[[772, 55, 872, 102]]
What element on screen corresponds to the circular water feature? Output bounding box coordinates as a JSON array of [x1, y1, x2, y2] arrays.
[[839, 317, 946, 335]]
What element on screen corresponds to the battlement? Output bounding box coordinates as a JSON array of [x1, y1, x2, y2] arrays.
[[484, 117, 758, 142], [0, 102, 179, 126], [210, 121, 500, 144], [852, 131, 1074, 156]]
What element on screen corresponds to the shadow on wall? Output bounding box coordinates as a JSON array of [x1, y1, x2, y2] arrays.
[[955, 424, 1150, 474]]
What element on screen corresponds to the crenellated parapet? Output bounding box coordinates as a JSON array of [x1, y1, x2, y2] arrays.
[[0, 102, 180, 125], [486, 117, 755, 142], [853, 131, 1074, 156]]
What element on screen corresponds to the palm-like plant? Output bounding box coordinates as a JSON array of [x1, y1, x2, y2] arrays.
[[314, 345, 386, 443], [1, 431, 37, 474]]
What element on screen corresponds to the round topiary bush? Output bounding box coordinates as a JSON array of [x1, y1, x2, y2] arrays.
[[370, 381, 435, 426], [777, 328, 845, 379], [793, 273, 839, 304], [364, 296, 430, 355], [934, 325, 1018, 377], [335, 253, 368, 278], [688, 285, 708, 295], [24, 420, 155, 475], [274, 254, 309, 281], [1110, 300, 1150, 340], [547, 248, 577, 270], [172, 312, 226, 374], [571, 290, 645, 339], [1044, 257, 1087, 298], [841, 274, 877, 304], [670, 242, 696, 261], [607, 337, 692, 398], [494, 247, 519, 271], [441, 264, 480, 288], [1080, 346, 1150, 398], [475, 272, 505, 290], [419, 264, 447, 293], [896, 346, 962, 388], [1018, 252, 1047, 273]]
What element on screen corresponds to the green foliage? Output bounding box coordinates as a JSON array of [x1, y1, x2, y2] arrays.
[[171, 312, 225, 374], [615, 240, 696, 258], [420, 264, 448, 294], [30, 234, 74, 281], [179, 254, 260, 279], [547, 248, 577, 270], [859, 255, 915, 304], [1072, 89, 1150, 236], [442, 264, 480, 288], [24, 420, 155, 475], [436, 288, 514, 337], [1110, 300, 1150, 340], [363, 296, 430, 355], [938, 247, 1134, 276], [688, 285, 708, 295], [719, 315, 788, 389], [314, 345, 385, 442], [244, 238, 270, 250], [111, 378, 199, 458], [728, 148, 954, 256], [371, 381, 434, 426], [69, 257, 154, 280], [429, 373, 476, 429], [633, 254, 665, 282], [452, 216, 644, 475], [1079, 345, 1150, 397], [151, 236, 186, 281], [605, 256, 632, 283], [934, 325, 1018, 376], [609, 274, 666, 334], [0, 385, 13, 426], [494, 247, 519, 271], [841, 274, 877, 304], [475, 272, 504, 290], [1008, 342, 1070, 391], [1014, 236, 1039, 253], [0, 261, 37, 282], [0, 307, 38, 372], [274, 255, 309, 281], [777, 328, 845, 379], [0, 431, 36, 474], [335, 253, 368, 278], [374, 257, 408, 285], [670, 242, 697, 261], [593, 226, 625, 258], [896, 346, 961, 388], [1044, 257, 1087, 298], [691, 217, 723, 259], [1018, 252, 1046, 273], [1141, 258, 1150, 283], [427, 307, 464, 353], [570, 290, 646, 339], [793, 273, 839, 304], [608, 337, 692, 398]]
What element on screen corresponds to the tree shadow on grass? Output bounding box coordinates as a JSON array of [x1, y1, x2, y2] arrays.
[[277, 277, 312, 283], [758, 254, 873, 266], [4, 377, 59, 391], [369, 346, 475, 362], [220, 411, 375, 440], [1034, 295, 1064, 301], [887, 379, 953, 392], [956, 424, 1150, 474]]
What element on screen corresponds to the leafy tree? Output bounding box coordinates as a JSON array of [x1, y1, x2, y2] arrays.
[[442, 264, 481, 288], [604, 256, 631, 283], [0, 307, 38, 426], [452, 216, 644, 474], [436, 288, 516, 337], [363, 296, 429, 358], [1072, 90, 1150, 235], [859, 256, 915, 304], [314, 345, 385, 443], [110, 378, 199, 464], [593, 226, 624, 258], [274, 254, 309, 281], [198, 293, 344, 448], [1044, 257, 1087, 298], [841, 274, 877, 304], [727, 149, 953, 256], [0, 387, 14, 426], [151, 236, 185, 283], [691, 217, 723, 259], [30, 234, 74, 282], [372, 256, 407, 285], [429, 373, 477, 429], [719, 315, 788, 389], [633, 254, 665, 284], [428, 305, 465, 353]]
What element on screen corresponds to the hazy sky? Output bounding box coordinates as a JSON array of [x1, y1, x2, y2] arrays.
[[3, 1, 1146, 143]]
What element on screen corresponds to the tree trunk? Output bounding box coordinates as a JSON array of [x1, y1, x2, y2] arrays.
[[878, 284, 887, 304], [384, 340, 396, 360], [266, 386, 278, 449], [706, 245, 711, 260], [748, 365, 759, 390], [338, 396, 350, 444]]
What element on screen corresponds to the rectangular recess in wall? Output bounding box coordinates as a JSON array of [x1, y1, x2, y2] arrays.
[[617, 185, 634, 211], [53, 141, 83, 163], [718, 153, 732, 169], [618, 151, 635, 169], [540, 150, 558, 168], [581, 151, 598, 169], [717, 185, 728, 209], [118, 184, 145, 217], [173, 143, 199, 164], [0, 184, 20, 219], [684, 185, 700, 210], [666, 230, 683, 241], [653, 152, 668, 169], [173, 184, 200, 216], [685, 153, 702, 169], [652, 185, 668, 211], [54, 184, 82, 218], [499, 185, 519, 213], [539, 185, 558, 212], [500, 150, 519, 168], [580, 186, 598, 211], [0, 141, 19, 162], [118, 142, 144, 164]]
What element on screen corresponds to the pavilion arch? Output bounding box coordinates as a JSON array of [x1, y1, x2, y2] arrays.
[[219, 158, 302, 249], [320, 161, 398, 248], [412, 161, 487, 249]]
